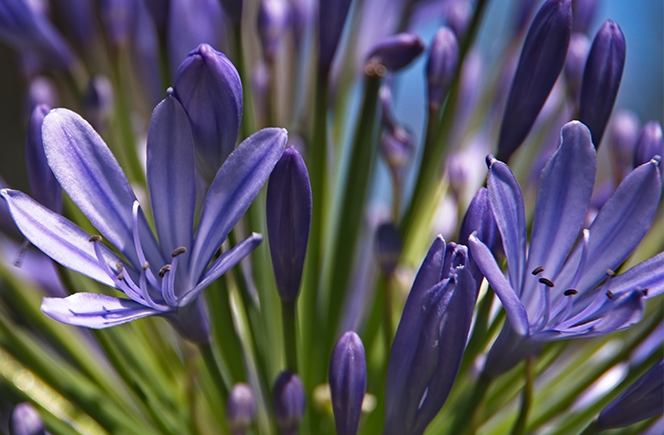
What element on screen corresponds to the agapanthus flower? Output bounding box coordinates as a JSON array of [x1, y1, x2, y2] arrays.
[[1, 91, 287, 344], [468, 121, 663, 377]]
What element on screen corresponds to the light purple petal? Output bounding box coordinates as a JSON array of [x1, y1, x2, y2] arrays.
[[486, 156, 527, 295], [555, 158, 662, 294], [1, 189, 119, 288], [189, 128, 287, 282], [523, 122, 596, 314], [41, 108, 164, 268], [41, 293, 158, 328], [610, 252, 664, 298], [147, 93, 196, 259], [468, 234, 529, 336], [180, 233, 262, 306]]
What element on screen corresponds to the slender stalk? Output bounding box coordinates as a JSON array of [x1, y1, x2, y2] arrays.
[[447, 373, 492, 435], [578, 421, 602, 435], [281, 300, 299, 372], [199, 343, 231, 399], [510, 356, 534, 435], [383, 274, 394, 355]]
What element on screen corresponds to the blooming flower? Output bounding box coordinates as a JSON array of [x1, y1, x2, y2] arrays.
[[1, 92, 287, 344], [468, 121, 663, 377]]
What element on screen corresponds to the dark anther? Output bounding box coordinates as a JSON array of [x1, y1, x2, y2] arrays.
[[606, 269, 616, 277], [159, 264, 171, 278], [641, 288, 649, 296], [116, 263, 124, 271], [539, 277, 555, 288], [531, 266, 545, 275], [88, 235, 102, 242], [117, 272, 124, 281], [564, 289, 578, 296], [606, 290, 614, 300], [142, 261, 149, 270], [171, 247, 187, 257]]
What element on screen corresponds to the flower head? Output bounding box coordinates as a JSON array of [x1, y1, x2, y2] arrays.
[[468, 121, 663, 377], [1, 92, 287, 344]]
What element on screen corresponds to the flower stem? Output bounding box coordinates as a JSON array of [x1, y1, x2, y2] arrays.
[[447, 372, 492, 435], [510, 356, 534, 435], [578, 420, 602, 435], [199, 343, 230, 399], [282, 300, 299, 372]]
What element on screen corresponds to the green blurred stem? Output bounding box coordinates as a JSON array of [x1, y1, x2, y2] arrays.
[[578, 421, 603, 435], [281, 300, 299, 372], [459, 288, 494, 374], [199, 343, 230, 399], [447, 372, 492, 435], [510, 356, 534, 435]]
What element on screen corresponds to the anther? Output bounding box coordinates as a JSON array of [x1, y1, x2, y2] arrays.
[[142, 261, 149, 270], [117, 272, 124, 281], [88, 235, 102, 242], [531, 266, 545, 275], [171, 247, 187, 257], [563, 289, 578, 296], [539, 277, 555, 288], [159, 264, 171, 278], [116, 263, 124, 271], [606, 269, 616, 277], [606, 290, 614, 300], [641, 288, 648, 296]]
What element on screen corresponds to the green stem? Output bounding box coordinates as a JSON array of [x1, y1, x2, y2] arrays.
[[510, 356, 534, 435], [578, 420, 603, 435], [281, 300, 299, 372], [447, 373, 492, 435], [383, 275, 394, 356], [199, 343, 230, 399]]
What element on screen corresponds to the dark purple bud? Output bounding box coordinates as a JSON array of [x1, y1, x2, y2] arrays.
[[25, 104, 61, 214], [579, 20, 626, 148], [129, 0, 163, 108], [564, 33, 590, 103], [609, 110, 640, 180], [459, 187, 498, 283], [634, 122, 664, 168], [267, 147, 312, 303], [441, 0, 473, 41], [497, 0, 572, 162], [51, 0, 95, 50], [220, 0, 243, 25], [0, 0, 74, 69], [83, 75, 115, 132], [144, 0, 170, 30], [173, 43, 243, 183], [100, 0, 133, 46], [227, 383, 257, 434], [258, 0, 291, 62], [572, 0, 600, 34], [9, 403, 46, 435], [272, 371, 306, 435], [167, 0, 226, 74], [597, 360, 664, 429], [366, 32, 425, 72], [25, 76, 58, 117], [375, 222, 402, 276], [380, 126, 414, 171], [385, 240, 476, 435], [426, 27, 459, 110], [291, 0, 310, 49], [329, 331, 366, 435], [318, 0, 352, 71]]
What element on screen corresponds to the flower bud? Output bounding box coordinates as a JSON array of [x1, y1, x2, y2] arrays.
[[633, 122, 664, 168], [564, 33, 590, 103], [100, 0, 133, 46], [375, 222, 402, 276], [366, 32, 425, 72], [227, 383, 257, 434], [579, 20, 626, 148], [441, 0, 473, 42], [173, 43, 243, 183], [220, 0, 243, 25], [497, 0, 572, 162], [267, 147, 312, 303], [10, 403, 46, 435], [426, 27, 459, 110], [51, 0, 95, 50], [291, 0, 310, 49], [25, 76, 58, 117], [608, 110, 640, 181], [258, 0, 290, 62], [318, 0, 352, 71], [83, 75, 115, 132], [459, 187, 498, 282], [597, 360, 664, 429], [329, 331, 367, 435], [25, 104, 61, 213], [272, 371, 306, 435]]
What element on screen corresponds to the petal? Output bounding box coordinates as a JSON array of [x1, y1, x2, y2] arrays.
[[1, 189, 119, 288], [524, 122, 596, 313], [189, 128, 287, 282], [468, 234, 529, 336], [41, 293, 158, 328], [179, 233, 262, 307], [610, 252, 664, 298], [41, 108, 163, 268], [487, 156, 527, 295], [555, 158, 662, 294], [147, 93, 196, 259]]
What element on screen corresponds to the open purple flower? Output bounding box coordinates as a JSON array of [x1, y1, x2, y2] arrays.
[[468, 121, 662, 377], [1, 92, 287, 344]]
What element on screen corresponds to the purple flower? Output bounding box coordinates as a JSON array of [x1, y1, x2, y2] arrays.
[[25, 104, 61, 213], [385, 236, 477, 435], [272, 371, 305, 435], [318, 0, 352, 71], [1, 93, 287, 344], [468, 121, 663, 378], [597, 360, 664, 429], [426, 26, 459, 110], [257, 0, 291, 62], [9, 402, 47, 435], [227, 383, 257, 434], [633, 121, 664, 168], [329, 331, 366, 435], [366, 32, 425, 72]]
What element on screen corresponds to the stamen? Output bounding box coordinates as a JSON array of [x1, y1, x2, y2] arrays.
[[172, 247, 187, 257], [606, 269, 616, 277], [564, 289, 578, 296], [142, 261, 149, 270], [159, 264, 171, 278], [641, 288, 648, 296], [90, 241, 145, 304], [132, 201, 161, 290], [531, 266, 545, 275], [116, 263, 124, 271], [117, 272, 124, 281], [606, 290, 614, 300], [89, 235, 102, 242], [539, 278, 555, 288]]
